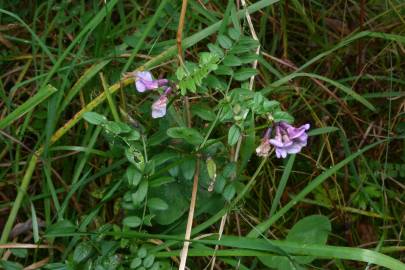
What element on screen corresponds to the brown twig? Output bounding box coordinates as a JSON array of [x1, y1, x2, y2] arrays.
[[179, 158, 200, 270], [177, 0, 188, 66], [24, 257, 50, 270], [176, 0, 192, 128]]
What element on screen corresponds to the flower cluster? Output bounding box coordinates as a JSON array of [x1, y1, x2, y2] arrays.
[[132, 71, 172, 119], [256, 122, 310, 158]]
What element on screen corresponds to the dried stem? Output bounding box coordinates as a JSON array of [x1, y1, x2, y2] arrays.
[[177, 0, 188, 66], [179, 158, 200, 270]]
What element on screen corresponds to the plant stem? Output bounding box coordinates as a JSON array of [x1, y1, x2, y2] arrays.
[[179, 158, 200, 270]]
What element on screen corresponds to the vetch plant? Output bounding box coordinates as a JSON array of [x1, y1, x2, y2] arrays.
[[269, 122, 310, 158], [133, 71, 169, 93], [129, 71, 173, 119], [257, 122, 310, 158], [151, 87, 171, 119], [2, 1, 405, 269]]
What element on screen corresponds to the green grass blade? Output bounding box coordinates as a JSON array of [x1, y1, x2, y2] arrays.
[[156, 237, 405, 270], [121, 0, 169, 73], [0, 84, 58, 130], [59, 60, 110, 114], [269, 154, 295, 217], [0, 155, 38, 245], [100, 73, 120, 122], [308, 126, 339, 136]]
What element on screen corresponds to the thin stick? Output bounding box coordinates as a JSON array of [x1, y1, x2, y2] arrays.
[[179, 158, 200, 270], [24, 257, 50, 270], [240, 0, 260, 90], [177, 0, 191, 127], [177, 0, 188, 66]]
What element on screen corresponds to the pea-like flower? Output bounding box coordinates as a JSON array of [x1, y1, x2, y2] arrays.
[[255, 128, 272, 157], [269, 122, 310, 158], [134, 71, 168, 92], [151, 95, 168, 118], [151, 87, 172, 119]]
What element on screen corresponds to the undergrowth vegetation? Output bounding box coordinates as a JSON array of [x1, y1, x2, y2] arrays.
[[0, 0, 404, 269]]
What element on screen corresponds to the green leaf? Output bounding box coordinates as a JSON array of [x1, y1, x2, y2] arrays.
[[288, 215, 331, 245], [231, 36, 260, 53], [137, 247, 148, 258], [46, 220, 76, 235], [214, 65, 234, 76], [228, 125, 241, 146], [147, 198, 169, 210], [132, 180, 148, 205], [167, 127, 204, 145], [273, 111, 294, 123], [223, 54, 242, 66], [259, 215, 331, 268], [199, 52, 219, 66], [176, 65, 187, 80], [253, 92, 264, 108], [191, 104, 216, 121], [234, 68, 258, 81], [10, 249, 27, 258], [218, 34, 233, 49], [208, 43, 224, 58], [239, 54, 259, 64], [223, 184, 236, 201], [150, 262, 161, 270], [149, 183, 188, 225], [263, 100, 280, 111], [130, 258, 142, 269], [228, 27, 241, 40], [73, 241, 93, 263], [149, 176, 176, 188], [230, 5, 241, 33], [104, 121, 132, 134], [181, 158, 196, 180], [83, 112, 107, 125], [126, 166, 142, 186], [123, 216, 142, 228], [143, 254, 155, 268], [0, 260, 23, 270], [127, 130, 141, 141], [214, 175, 226, 193]]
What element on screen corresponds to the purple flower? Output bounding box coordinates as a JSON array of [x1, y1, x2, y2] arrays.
[[151, 95, 168, 119], [268, 122, 310, 158], [256, 128, 272, 157], [134, 71, 168, 92]]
